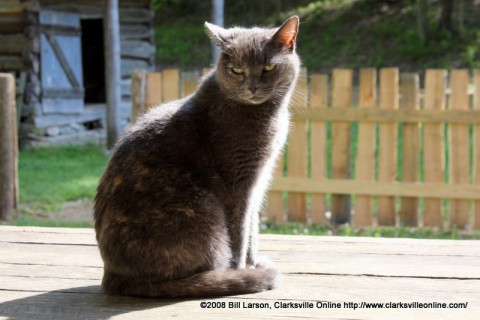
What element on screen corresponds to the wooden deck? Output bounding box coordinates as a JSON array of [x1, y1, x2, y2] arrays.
[[0, 226, 478, 319]]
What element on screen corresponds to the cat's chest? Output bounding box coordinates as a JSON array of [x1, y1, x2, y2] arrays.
[[209, 109, 288, 189]]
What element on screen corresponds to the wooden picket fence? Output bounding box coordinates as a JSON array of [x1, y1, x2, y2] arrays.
[[132, 68, 480, 230]]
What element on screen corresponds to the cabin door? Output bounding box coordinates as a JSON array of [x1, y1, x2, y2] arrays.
[[40, 10, 84, 114]]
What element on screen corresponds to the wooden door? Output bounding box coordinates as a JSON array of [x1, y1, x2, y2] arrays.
[[40, 10, 84, 114]]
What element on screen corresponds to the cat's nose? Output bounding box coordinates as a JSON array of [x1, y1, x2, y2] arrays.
[[249, 86, 259, 94]]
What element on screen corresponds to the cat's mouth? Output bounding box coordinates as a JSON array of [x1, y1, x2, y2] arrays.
[[241, 92, 270, 105]]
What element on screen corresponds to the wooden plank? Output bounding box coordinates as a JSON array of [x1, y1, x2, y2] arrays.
[[286, 69, 308, 221], [354, 68, 376, 227], [161, 69, 180, 103], [377, 68, 399, 226], [423, 69, 446, 228], [449, 70, 471, 228], [181, 70, 201, 97], [121, 59, 150, 78], [120, 24, 153, 40], [145, 72, 162, 110], [330, 69, 352, 224], [130, 69, 146, 124], [291, 108, 480, 124], [0, 34, 30, 55], [267, 151, 285, 222], [399, 74, 420, 226], [0, 227, 479, 319], [0, 56, 28, 70], [0, 73, 17, 220], [271, 177, 480, 200], [310, 74, 328, 224], [475, 70, 480, 230], [121, 40, 155, 59], [0, 276, 478, 320]]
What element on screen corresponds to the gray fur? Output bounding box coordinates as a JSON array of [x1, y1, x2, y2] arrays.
[[94, 16, 300, 298]]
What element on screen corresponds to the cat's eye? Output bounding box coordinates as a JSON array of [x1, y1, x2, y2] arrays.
[[232, 67, 244, 74], [264, 64, 276, 72]]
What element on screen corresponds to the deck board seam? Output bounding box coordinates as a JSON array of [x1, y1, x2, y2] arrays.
[[287, 272, 480, 280]]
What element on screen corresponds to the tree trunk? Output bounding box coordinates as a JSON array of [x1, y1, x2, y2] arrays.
[[437, 0, 455, 33], [416, 0, 428, 43]]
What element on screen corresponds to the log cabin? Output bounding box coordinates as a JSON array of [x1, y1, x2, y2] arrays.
[[0, 0, 155, 146]]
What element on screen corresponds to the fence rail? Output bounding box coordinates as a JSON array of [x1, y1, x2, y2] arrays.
[[133, 68, 480, 230]]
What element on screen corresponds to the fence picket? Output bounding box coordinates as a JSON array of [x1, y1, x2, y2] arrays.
[[399, 73, 420, 226], [475, 70, 480, 230], [331, 69, 353, 223], [145, 72, 162, 110], [310, 74, 328, 224], [181, 70, 201, 96], [162, 69, 180, 103], [286, 69, 308, 221], [377, 68, 399, 226], [423, 69, 446, 228], [449, 70, 470, 228], [354, 68, 376, 226]]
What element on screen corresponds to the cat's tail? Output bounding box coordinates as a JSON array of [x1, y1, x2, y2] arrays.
[[102, 257, 281, 298]]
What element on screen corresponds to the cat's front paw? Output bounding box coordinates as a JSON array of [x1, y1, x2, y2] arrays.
[[230, 259, 247, 270]]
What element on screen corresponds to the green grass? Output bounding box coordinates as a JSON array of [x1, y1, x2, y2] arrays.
[[262, 223, 480, 240], [4, 144, 110, 227]]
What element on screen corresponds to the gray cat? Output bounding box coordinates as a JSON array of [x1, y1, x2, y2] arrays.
[[94, 16, 300, 298]]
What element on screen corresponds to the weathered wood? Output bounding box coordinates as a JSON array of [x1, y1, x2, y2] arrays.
[[330, 69, 352, 224], [377, 68, 399, 226], [0, 14, 24, 34], [0, 0, 35, 15], [181, 70, 201, 96], [121, 59, 150, 78], [145, 72, 162, 109], [104, 0, 122, 148], [423, 69, 446, 228], [0, 34, 33, 56], [310, 74, 328, 224], [399, 74, 420, 226], [291, 108, 480, 124], [271, 177, 480, 200], [354, 68, 376, 226], [0, 56, 27, 70], [475, 70, 480, 230], [130, 69, 146, 124], [40, 2, 152, 22], [449, 70, 470, 228], [33, 103, 131, 128], [0, 74, 17, 220], [120, 24, 153, 40], [287, 69, 308, 221], [161, 69, 179, 103], [0, 226, 479, 320], [121, 40, 155, 59]]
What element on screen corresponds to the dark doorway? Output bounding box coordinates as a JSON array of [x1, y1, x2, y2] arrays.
[[81, 19, 105, 103]]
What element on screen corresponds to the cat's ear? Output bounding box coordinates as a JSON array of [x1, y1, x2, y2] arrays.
[[272, 16, 299, 52], [205, 22, 226, 46]]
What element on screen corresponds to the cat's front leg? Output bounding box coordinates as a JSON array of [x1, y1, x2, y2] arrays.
[[227, 206, 251, 269], [246, 208, 259, 268]]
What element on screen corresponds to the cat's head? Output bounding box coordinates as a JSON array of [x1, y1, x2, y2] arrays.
[[205, 16, 300, 105]]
